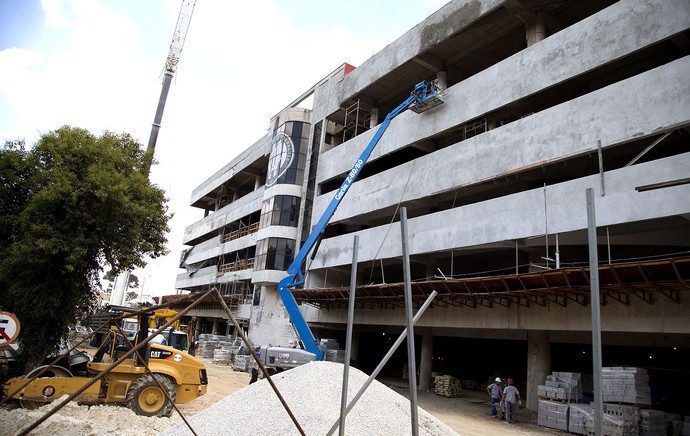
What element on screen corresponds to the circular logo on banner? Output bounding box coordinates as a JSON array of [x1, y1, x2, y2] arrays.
[[0, 311, 21, 346], [266, 132, 294, 187]]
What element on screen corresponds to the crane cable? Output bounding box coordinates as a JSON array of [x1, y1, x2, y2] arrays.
[[367, 160, 417, 284]]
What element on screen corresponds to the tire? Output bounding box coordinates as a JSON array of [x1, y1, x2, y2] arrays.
[[125, 374, 176, 417]]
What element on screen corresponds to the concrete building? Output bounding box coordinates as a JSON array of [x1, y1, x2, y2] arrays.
[[173, 0, 690, 410]]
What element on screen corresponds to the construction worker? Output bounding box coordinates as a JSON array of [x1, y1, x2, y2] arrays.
[[487, 377, 503, 418], [501, 378, 522, 423], [249, 350, 260, 384]]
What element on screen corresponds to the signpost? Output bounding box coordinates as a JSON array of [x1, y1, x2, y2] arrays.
[[0, 311, 21, 347]]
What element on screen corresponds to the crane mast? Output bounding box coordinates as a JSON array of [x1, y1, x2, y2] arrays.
[[145, 0, 197, 161], [110, 0, 196, 307]]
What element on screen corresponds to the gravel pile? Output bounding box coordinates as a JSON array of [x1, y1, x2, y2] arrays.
[[164, 361, 458, 436], [0, 396, 183, 435]]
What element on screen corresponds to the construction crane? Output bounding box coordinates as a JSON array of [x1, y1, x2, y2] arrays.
[[263, 80, 446, 365], [144, 0, 197, 170], [111, 0, 196, 307]]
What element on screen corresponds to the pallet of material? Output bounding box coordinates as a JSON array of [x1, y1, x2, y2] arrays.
[[569, 403, 592, 435], [433, 375, 462, 398], [538, 371, 582, 402], [212, 348, 233, 365], [638, 409, 665, 436], [233, 354, 249, 372], [538, 399, 569, 431], [602, 367, 651, 406]]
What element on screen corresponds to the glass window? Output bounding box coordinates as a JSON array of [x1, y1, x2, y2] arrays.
[[259, 195, 300, 229], [254, 237, 296, 271]]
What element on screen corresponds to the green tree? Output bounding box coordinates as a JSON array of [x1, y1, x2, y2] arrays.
[[0, 127, 171, 369], [103, 270, 140, 289]]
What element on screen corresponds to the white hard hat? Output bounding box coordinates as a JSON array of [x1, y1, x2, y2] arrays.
[[495, 377, 502, 382]]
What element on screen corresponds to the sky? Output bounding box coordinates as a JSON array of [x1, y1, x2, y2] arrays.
[[0, 0, 448, 299]]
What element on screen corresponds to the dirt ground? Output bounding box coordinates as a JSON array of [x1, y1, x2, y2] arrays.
[[182, 358, 562, 435], [2, 352, 563, 435]]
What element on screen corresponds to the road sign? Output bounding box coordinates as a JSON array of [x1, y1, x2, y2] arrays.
[[0, 311, 20, 346]]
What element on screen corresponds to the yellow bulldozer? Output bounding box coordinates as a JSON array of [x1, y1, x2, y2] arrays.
[[2, 307, 207, 417]]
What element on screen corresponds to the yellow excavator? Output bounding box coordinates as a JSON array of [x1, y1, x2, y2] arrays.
[[2, 309, 207, 417]]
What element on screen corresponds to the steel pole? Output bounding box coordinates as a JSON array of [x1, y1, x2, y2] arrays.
[[586, 188, 604, 435], [400, 207, 419, 435], [339, 235, 359, 436], [326, 290, 437, 436]]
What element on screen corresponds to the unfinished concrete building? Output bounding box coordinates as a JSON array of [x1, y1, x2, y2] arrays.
[[174, 0, 690, 410]]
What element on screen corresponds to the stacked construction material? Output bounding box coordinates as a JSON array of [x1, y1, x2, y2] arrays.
[[233, 354, 249, 371], [638, 409, 665, 436], [538, 371, 583, 402], [213, 348, 233, 365], [586, 403, 639, 436], [568, 403, 592, 435], [538, 399, 569, 431], [197, 340, 218, 358], [602, 367, 652, 406], [324, 348, 346, 363], [569, 403, 644, 436], [433, 375, 462, 398]]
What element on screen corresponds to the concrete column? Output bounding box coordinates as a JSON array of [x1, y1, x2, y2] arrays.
[[526, 13, 546, 46], [418, 332, 434, 393], [527, 330, 551, 410], [350, 331, 360, 363], [436, 71, 447, 91], [369, 108, 379, 128], [425, 262, 437, 280], [211, 319, 219, 335]]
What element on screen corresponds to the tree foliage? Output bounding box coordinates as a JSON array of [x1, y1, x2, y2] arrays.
[[103, 270, 140, 289], [0, 127, 171, 368]]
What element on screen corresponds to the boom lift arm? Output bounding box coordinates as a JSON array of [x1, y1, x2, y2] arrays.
[[277, 80, 445, 360]]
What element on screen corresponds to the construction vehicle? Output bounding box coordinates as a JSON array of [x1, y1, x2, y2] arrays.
[[271, 80, 445, 364], [148, 308, 189, 352], [2, 309, 208, 417]]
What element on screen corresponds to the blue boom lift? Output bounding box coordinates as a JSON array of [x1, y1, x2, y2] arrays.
[[268, 80, 445, 365]]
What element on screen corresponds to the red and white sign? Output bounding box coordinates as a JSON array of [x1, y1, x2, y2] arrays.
[[0, 311, 21, 346]]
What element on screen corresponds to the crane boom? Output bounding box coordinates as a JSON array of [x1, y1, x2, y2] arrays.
[[277, 80, 445, 360], [110, 0, 196, 307], [146, 0, 197, 159]]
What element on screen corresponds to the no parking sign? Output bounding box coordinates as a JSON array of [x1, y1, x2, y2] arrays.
[[0, 311, 20, 347]]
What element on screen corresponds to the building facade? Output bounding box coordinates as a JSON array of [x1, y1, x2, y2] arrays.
[[175, 0, 690, 410]]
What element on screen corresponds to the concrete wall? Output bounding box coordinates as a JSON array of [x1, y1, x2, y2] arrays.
[[182, 187, 264, 244], [305, 290, 690, 335], [190, 135, 270, 205], [314, 0, 690, 187], [310, 151, 690, 271], [311, 0, 507, 121]]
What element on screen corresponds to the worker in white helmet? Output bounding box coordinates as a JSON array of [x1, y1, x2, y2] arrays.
[[487, 376, 503, 418]]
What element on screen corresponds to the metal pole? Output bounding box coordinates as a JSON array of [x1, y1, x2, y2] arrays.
[[597, 140, 605, 196], [586, 188, 604, 436], [326, 290, 437, 436], [339, 235, 359, 436], [400, 207, 419, 435], [212, 289, 306, 436]]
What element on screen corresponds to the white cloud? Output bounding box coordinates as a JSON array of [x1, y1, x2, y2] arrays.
[[42, 0, 70, 28], [2, 0, 447, 296]]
